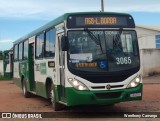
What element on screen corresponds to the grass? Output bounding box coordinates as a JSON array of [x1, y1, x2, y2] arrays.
[[0, 75, 5, 80], [0, 75, 12, 81]]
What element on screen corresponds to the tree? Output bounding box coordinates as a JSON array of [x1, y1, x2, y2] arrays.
[[0, 51, 3, 60]]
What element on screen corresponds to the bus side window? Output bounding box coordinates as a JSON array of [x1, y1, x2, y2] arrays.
[[45, 28, 56, 57], [19, 43, 23, 60], [36, 33, 44, 59], [5, 54, 9, 64], [23, 40, 28, 60], [14, 45, 18, 61]]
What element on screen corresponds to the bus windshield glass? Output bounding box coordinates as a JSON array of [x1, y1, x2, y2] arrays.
[[68, 30, 140, 72]]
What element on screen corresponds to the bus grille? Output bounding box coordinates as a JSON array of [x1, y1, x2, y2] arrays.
[[94, 92, 122, 99], [82, 75, 129, 83]]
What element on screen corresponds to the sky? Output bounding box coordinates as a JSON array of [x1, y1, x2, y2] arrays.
[[0, 0, 160, 50]]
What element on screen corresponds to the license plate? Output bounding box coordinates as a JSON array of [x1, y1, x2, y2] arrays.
[[130, 92, 141, 97]]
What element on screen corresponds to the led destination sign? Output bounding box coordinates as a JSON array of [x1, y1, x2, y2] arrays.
[[82, 17, 117, 25], [67, 14, 135, 28]]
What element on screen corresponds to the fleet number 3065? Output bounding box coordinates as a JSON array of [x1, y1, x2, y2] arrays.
[[116, 57, 132, 64]]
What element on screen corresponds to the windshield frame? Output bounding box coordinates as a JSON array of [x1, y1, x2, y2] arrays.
[[66, 29, 140, 76]]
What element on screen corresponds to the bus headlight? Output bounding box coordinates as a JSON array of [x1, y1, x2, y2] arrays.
[[68, 78, 89, 91], [127, 76, 141, 88]]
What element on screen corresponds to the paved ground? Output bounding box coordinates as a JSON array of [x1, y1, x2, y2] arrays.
[[0, 75, 160, 121], [143, 75, 160, 84]]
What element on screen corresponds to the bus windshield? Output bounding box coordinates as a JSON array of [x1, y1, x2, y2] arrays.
[[68, 30, 140, 73]]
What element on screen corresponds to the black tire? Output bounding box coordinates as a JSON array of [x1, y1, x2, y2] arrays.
[[49, 84, 65, 111], [107, 104, 115, 106], [22, 79, 31, 98]]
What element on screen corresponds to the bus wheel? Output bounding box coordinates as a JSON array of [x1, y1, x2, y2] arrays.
[[107, 104, 115, 106], [22, 79, 31, 98], [50, 84, 64, 111]]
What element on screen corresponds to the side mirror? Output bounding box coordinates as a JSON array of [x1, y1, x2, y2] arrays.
[[61, 36, 69, 51]]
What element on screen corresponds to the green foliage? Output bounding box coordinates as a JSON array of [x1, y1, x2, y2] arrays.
[[0, 51, 3, 60], [0, 75, 12, 81], [0, 75, 5, 80]]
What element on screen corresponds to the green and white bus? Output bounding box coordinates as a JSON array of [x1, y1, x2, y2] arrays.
[[0, 50, 13, 79], [13, 12, 142, 111]]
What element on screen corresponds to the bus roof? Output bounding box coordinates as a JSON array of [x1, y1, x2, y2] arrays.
[[13, 12, 132, 44]]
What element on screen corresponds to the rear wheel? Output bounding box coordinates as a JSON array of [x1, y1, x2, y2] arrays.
[[22, 79, 31, 98], [48, 84, 64, 111], [107, 104, 115, 106]]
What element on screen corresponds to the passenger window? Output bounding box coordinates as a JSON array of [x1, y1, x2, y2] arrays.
[[45, 28, 56, 57], [36, 33, 44, 58], [23, 40, 28, 59], [19, 43, 23, 60], [14, 45, 18, 61]]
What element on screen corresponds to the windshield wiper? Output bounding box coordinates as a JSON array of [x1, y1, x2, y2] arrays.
[[84, 28, 104, 54], [84, 28, 99, 45], [113, 29, 123, 52], [97, 34, 104, 54]]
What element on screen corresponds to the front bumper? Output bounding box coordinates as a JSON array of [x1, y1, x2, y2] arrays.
[[65, 84, 143, 106]]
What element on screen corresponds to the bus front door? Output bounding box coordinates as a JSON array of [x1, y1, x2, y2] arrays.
[[58, 33, 66, 101], [29, 43, 35, 91]]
